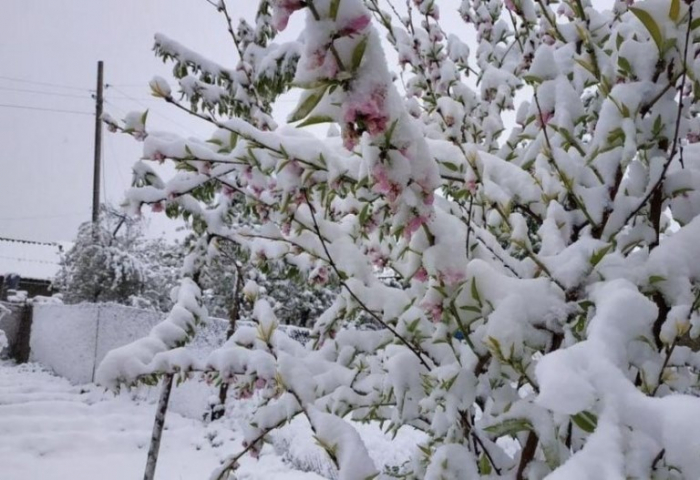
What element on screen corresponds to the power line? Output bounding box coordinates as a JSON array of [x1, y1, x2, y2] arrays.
[[0, 211, 90, 221], [0, 103, 93, 116], [0, 75, 90, 92], [107, 85, 194, 134], [0, 85, 92, 100]]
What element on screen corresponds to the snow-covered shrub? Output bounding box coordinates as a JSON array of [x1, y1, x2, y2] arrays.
[[201, 217, 337, 329], [98, 0, 700, 478], [55, 206, 183, 311]]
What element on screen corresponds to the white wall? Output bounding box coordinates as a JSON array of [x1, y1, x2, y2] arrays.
[[30, 303, 100, 384], [28, 303, 310, 419], [29, 303, 226, 418]]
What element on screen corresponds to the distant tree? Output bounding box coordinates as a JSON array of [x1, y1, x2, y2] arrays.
[[201, 198, 337, 329], [55, 206, 182, 311]]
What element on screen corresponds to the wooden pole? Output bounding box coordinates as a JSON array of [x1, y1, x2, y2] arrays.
[[92, 60, 104, 235]]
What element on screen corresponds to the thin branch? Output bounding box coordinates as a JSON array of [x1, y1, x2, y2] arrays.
[[301, 189, 432, 370], [609, 6, 694, 237]]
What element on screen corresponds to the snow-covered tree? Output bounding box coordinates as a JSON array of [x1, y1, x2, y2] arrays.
[[56, 206, 182, 311], [99, 0, 700, 478]]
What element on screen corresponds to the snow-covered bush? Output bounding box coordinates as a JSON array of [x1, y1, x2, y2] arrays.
[[55, 206, 183, 311], [98, 0, 700, 478], [200, 205, 337, 329]]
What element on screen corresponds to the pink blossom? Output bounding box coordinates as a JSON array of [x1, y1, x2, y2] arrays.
[[344, 87, 389, 137], [542, 34, 556, 46], [439, 268, 466, 286], [151, 202, 164, 213], [272, 0, 304, 31], [338, 15, 371, 37], [536, 110, 554, 127], [688, 132, 700, 144], [421, 300, 443, 323], [152, 150, 166, 163], [310, 266, 330, 286], [254, 378, 266, 390], [423, 191, 435, 206], [505, 0, 517, 11], [237, 387, 252, 400], [342, 124, 360, 151], [368, 247, 386, 267], [466, 179, 477, 194], [222, 184, 236, 198], [372, 164, 392, 193], [404, 215, 428, 240], [281, 221, 292, 236], [107, 123, 117, 133], [414, 267, 429, 282], [242, 441, 260, 459]]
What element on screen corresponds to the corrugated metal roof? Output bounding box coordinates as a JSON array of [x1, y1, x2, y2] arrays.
[[0, 237, 68, 281]]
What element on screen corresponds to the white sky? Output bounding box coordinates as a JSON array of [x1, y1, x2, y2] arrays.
[[0, 0, 516, 243]]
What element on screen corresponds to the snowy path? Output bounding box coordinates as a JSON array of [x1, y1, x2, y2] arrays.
[[0, 361, 321, 480]]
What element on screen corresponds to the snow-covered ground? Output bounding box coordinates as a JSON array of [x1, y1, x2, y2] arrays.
[[0, 360, 426, 479], [0, 361, 323, 480]]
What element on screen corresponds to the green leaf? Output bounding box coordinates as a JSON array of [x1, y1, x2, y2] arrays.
[[459, 305, 482, 314], [330, 0, 341, 21], [140, 110, 149, 125], [296, 115, 334, 128], [522, 74, 542, 85], [351, 35, 369, 72], [289, 87, 328, 123], [479, 454, 492, 475], [617, 56, 633, 75], [691, 17, 700, 30], [574, 58, 596, 76], [630, 7, 664, 51], [470, 278, 482, 307], [443, 161, 460, 172], [589, 244, 613, 267], [571, 411, 598, 433], [669, 0, 680, 22], [649, 275, 666, 285], [483, 418, 532, 437]]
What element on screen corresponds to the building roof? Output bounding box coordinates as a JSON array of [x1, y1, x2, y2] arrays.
[[0, 237, 68, 281]]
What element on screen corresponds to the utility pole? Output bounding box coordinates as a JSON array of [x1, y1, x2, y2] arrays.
[[92, 60, 104, 236]]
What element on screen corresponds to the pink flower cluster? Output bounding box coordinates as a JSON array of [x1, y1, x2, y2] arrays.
[[438, 268, 466, 286], [342, 87, 389, 150], [272, 0, 304, 31], [310, 266, 330, 286], [414, 267, 429, 282], [338, 15, 371, 37], [421, 299, 443, 323], [404, 214, 429, 240], [371, 164, 402, 202]]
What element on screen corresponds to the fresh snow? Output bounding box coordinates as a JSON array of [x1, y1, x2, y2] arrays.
[[0, 361, 322, 480]]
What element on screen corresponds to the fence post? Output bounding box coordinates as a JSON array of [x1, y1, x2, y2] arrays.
[[91, 304, 102, 382], [13, 303, 33, 363]]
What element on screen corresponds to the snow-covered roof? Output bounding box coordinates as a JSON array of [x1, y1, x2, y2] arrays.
[[0, 237, 68, 281]]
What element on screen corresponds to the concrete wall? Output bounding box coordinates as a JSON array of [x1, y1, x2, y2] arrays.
[[26, 302, 310, 419]]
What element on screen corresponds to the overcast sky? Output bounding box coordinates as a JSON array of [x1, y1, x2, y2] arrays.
[[0, 0, 265, 242], [0, 0, 502, 243]]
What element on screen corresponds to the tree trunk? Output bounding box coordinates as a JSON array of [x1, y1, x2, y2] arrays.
[[211, 266, 244, 421], [143, 373, 174, 480]]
